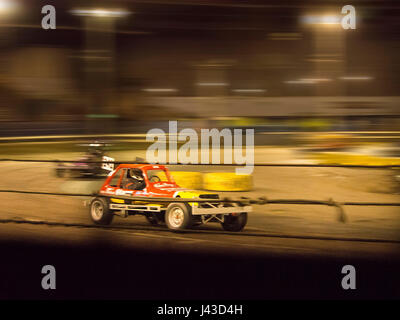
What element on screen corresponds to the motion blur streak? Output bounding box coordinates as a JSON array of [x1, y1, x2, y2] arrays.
[[0, 0, 400, 299]]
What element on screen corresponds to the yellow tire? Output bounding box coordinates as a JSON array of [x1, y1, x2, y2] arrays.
[[312, 153, 400, 166], [170, 171, 203, 189], [203, 172, 253, 192]]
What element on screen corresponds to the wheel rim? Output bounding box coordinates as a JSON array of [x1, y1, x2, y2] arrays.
[[91, 201, 103, 220], [168, 207, 184, 228]]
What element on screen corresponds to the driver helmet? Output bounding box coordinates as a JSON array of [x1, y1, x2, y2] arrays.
[[129, 168, 144, 181]]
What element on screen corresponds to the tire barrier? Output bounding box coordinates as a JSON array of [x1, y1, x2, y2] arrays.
[[171, 171, 253, 191], [203, 172, 253, 192], [170, 171, 203, 190], [312, 153, 400, 166]]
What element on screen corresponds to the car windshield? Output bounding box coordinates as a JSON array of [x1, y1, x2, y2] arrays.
[[109, 169, 122, 187], [146, 169, 172, 183]]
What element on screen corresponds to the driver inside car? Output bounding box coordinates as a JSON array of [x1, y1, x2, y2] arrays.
[[122, 168, 145, 190]]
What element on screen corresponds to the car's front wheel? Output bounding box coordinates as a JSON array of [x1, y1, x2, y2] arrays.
[[221, 212, 247, 232], [89, 197, 114, 225], [165, 203, 192, 230]]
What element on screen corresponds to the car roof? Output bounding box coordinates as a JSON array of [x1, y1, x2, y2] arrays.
[[116, 164, 167, 171]]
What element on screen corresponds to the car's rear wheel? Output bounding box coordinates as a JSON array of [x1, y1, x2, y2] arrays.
[[89, 197, 114, 225], [221, 212, 247, 232], [165, 203, 192, 230]]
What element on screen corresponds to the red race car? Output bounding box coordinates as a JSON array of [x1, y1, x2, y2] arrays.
[[87, 164, 251, 231]]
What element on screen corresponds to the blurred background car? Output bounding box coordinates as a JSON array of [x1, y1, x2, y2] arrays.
[[55, 141, 114, 178]]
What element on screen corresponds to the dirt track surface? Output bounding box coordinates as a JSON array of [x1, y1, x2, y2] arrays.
[[0, 158, 399, 259]]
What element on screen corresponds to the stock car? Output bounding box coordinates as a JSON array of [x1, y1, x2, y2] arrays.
[[56, 154, 115, 178], [87, 164, 251, 231], [56, 142, 115, 178]]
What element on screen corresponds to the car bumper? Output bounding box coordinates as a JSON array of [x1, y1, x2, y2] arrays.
[[191, 205, 252, 215]]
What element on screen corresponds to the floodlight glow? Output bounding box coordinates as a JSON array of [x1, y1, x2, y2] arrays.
[[301, 15, 341, 25], [0, 0, 17, 13], [284, 80, 316, 84], [70, 8, 131, 18], [142, 88, 178, 93], [339, 76, 373, 81], [299, 78, 332, 82], [197, 82, 229, 86], [232, 89, 266, 93]]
